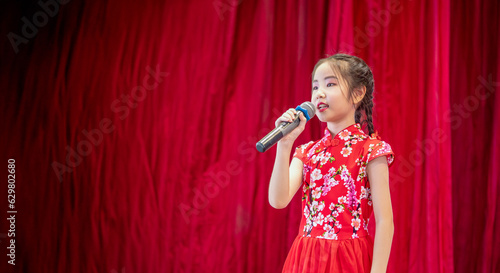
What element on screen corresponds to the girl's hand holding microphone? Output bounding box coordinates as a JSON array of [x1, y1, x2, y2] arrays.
[[255, 101, 315, 153], [275, 109, 307, 146]]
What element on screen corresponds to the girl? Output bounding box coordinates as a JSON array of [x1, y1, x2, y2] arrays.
[[269, 54, 395, 272]]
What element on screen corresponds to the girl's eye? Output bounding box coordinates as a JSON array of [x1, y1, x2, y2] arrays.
[[327, 83, 337, 87], [312, 86, 318, 90]]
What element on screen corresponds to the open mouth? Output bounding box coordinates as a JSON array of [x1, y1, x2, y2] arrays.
[[317, 102, 329, 112]]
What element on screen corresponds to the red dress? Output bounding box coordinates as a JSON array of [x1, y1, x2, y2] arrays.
[[282, 123, 395, 273]]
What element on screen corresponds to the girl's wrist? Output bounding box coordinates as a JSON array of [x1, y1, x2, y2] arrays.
[[276, 140, 294, 151]]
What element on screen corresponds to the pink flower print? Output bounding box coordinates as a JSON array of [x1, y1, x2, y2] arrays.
[[300, 143, 311, 154], [323, 167, 339, 191], [321, 185, 332, 196], [303, 165, 312, 179], [308, 142, 322, 158], [312, 188, 321, 199], [338, 196, 347, 204], [339, 130, 351, 141], [337, 206, 344, 213], [346, 185, 357, 208], [330, 178, 339, 188], [313, 213, 325, 226], [320, 157, 328, 165], [320, 152, 331, 165], [351, 218, 361, 230], [311, 154, 318, 164], [332, 211, 339, 218], [303, 206, 310, 219], [311, 168, 322, 182], [355, 157, 361, 166], [303, 222, 313, 234], [347, 195, 357, 209], [317, 201, 325, 211], [352, 233, 359, 239], [357, 166, 366, 181], [311, 200, 319, 210], [341, 146, 352, 157], [375, 142, 393, 157], [323, 224, 332, 232], [360, 186, 369, 199], [322, 231, 338, 240], [341, 167, 350, 181], [343, 176, 357, 209]]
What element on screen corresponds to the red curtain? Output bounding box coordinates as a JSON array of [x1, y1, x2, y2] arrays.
[[0, 0, 498, 272]]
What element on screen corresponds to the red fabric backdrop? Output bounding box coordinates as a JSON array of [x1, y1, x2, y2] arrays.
[[0, 0, 498, 272]]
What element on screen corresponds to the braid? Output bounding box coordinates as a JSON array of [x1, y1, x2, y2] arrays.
[[355, 98, 374, 136], [354, 106, 362, 124], [363, 97, 375, 136]]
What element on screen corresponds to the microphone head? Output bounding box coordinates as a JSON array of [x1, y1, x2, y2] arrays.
[[296, 101, 316, 121]]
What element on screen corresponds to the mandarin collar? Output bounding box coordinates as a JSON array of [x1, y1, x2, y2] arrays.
[[323, 123, 362, 138], [321, 123, 364, 147]]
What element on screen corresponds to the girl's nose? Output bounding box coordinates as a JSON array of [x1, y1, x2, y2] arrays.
[[316, 89, 326, 99]]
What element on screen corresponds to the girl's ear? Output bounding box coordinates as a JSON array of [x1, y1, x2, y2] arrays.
[[353, 86, 366, 105]]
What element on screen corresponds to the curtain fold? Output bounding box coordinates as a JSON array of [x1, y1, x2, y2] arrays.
[[0, 0, 498, 272]]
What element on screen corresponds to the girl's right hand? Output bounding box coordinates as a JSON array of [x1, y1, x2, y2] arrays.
[[275, 108, 307, 145]]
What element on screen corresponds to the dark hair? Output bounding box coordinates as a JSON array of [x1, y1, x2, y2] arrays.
[[312, 53, 375, 136]]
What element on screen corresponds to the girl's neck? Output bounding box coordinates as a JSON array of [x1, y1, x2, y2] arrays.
[[326, 117, 356, 138]]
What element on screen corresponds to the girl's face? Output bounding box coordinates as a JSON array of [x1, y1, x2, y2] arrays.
[[311, 62, 355, 124]]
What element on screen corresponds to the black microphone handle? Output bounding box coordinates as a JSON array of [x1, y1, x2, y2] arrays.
[[256, 113, 301, 153]]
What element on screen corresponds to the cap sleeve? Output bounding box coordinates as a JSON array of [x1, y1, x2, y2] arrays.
[[293, 141, 314, 163], [366, 140, 395, 167]]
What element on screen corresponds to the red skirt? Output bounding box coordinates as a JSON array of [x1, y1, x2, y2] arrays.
[[282, 235, 373, 273]]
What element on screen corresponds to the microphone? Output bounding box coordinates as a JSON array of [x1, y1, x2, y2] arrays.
[[256, 102, 316, 153]]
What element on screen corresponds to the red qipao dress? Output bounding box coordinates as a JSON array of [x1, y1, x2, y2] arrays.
[[282, 123, 395, 273]]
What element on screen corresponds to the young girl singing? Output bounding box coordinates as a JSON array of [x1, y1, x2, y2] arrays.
[[269, 54, 395, 272]]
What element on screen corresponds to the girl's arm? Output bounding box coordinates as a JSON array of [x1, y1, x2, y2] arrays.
[[268, 109, 306, 209], [367, 156, 394, 273], [268, 145, 304, 209]]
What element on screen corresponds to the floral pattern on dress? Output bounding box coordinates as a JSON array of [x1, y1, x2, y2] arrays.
[[293, 124, 395, 240]]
